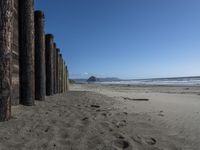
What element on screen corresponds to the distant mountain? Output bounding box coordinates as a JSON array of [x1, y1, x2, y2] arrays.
[[87, 76, 98, 82]]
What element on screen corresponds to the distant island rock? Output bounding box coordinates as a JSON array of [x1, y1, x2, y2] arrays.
[[87, 76, 98, 82]]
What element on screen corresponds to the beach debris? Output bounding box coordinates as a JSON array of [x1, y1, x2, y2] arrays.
[[122, 97, 149, 101], [91, 105, 100, 108]]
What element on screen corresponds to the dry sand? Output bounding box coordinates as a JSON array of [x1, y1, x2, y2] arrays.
[[0, 84, 199, 150]]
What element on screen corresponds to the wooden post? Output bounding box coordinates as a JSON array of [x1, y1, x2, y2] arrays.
[[11, 0, 20, 105], [63, 60, 65, 92], [61, 57, 64, 93], [56, 48, 60, 93], [45, 34, 54, 96], [63, 62, 66, 92], [0, 0, 13, 121], [34, 10, 45, 101], [66, 66, 69, 91], [59, 54, 62, 93], [19, 0, 35, 106], [53, 43, 57, 94]]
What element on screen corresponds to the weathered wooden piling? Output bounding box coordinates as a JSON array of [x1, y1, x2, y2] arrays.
[[0, 0, 13, 121], [58, 54, 62, 93], [11, 0, 20, 105], [65, 64, 68, 92], [53, 43, 57, 94], [19, 0, 35, 106], [63, 62, 66, 92], [66, 66, 69, 91], [45, 34, 54, 96], [56, 48, 60, 93], [61, 57, 64, 93], [34, 10, 45, 101]]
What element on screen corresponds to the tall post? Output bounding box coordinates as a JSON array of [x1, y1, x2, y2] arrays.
[[11, 0, 20, 105], [59, 54, 62, 93], [53, 43, 57, 94], [19, 0, 35, 106], [34, 10, 45, 101], [0, 0, 13, 121], [60, 56, 64, 93], [45, 34, 54, 96], [56, 48, 60, 93]]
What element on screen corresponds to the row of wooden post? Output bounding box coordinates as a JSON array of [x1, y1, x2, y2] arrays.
[[0, 0, 69, 121]]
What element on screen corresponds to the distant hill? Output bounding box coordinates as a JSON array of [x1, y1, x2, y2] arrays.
[[87, 76, 98, 82]]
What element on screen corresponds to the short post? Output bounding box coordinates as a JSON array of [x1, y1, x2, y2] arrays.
[[66, 66, 69, 91], [45, 34, 54, 96], [64, 62, 66, 92], [34, 10, 45, 101], [19, 0, 35, 106], [0, 0, 13, 121]]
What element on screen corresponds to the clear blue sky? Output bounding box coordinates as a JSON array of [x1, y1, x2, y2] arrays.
[[35, 0, 200, 79]]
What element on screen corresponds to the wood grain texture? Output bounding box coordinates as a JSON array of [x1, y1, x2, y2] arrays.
[[35, 10, 45, 101], [0, 0, 13, 121], [45, 34, 54, 96], [11, 0, 19, 105], [19, 0, 35, 106]]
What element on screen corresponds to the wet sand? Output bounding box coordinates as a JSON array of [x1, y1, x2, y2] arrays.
[[0, 84, 199, 149]]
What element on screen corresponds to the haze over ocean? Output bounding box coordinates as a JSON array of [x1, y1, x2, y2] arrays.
[[35, 0, 200, 79]]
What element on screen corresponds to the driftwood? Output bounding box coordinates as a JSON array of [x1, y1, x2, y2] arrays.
[[122, 97, 149, 101], [0, 0, 13, 121]]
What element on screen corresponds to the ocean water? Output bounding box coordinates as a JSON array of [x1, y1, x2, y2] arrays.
[[100, 77, 200, 86]]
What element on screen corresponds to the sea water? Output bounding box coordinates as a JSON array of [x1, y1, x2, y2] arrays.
[[100, 77, 200, 86]]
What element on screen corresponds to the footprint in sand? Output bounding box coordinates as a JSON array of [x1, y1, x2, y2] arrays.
[[113, 139, 132, 150], [116, 120, 127, 128], [112, 133, 133, 150], [131, 135, 156, 146]]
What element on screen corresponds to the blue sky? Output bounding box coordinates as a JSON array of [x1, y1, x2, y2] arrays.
[[35, 0, 200, 79]]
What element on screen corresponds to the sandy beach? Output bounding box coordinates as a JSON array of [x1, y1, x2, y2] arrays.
[[0, 84, 199, 150]]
